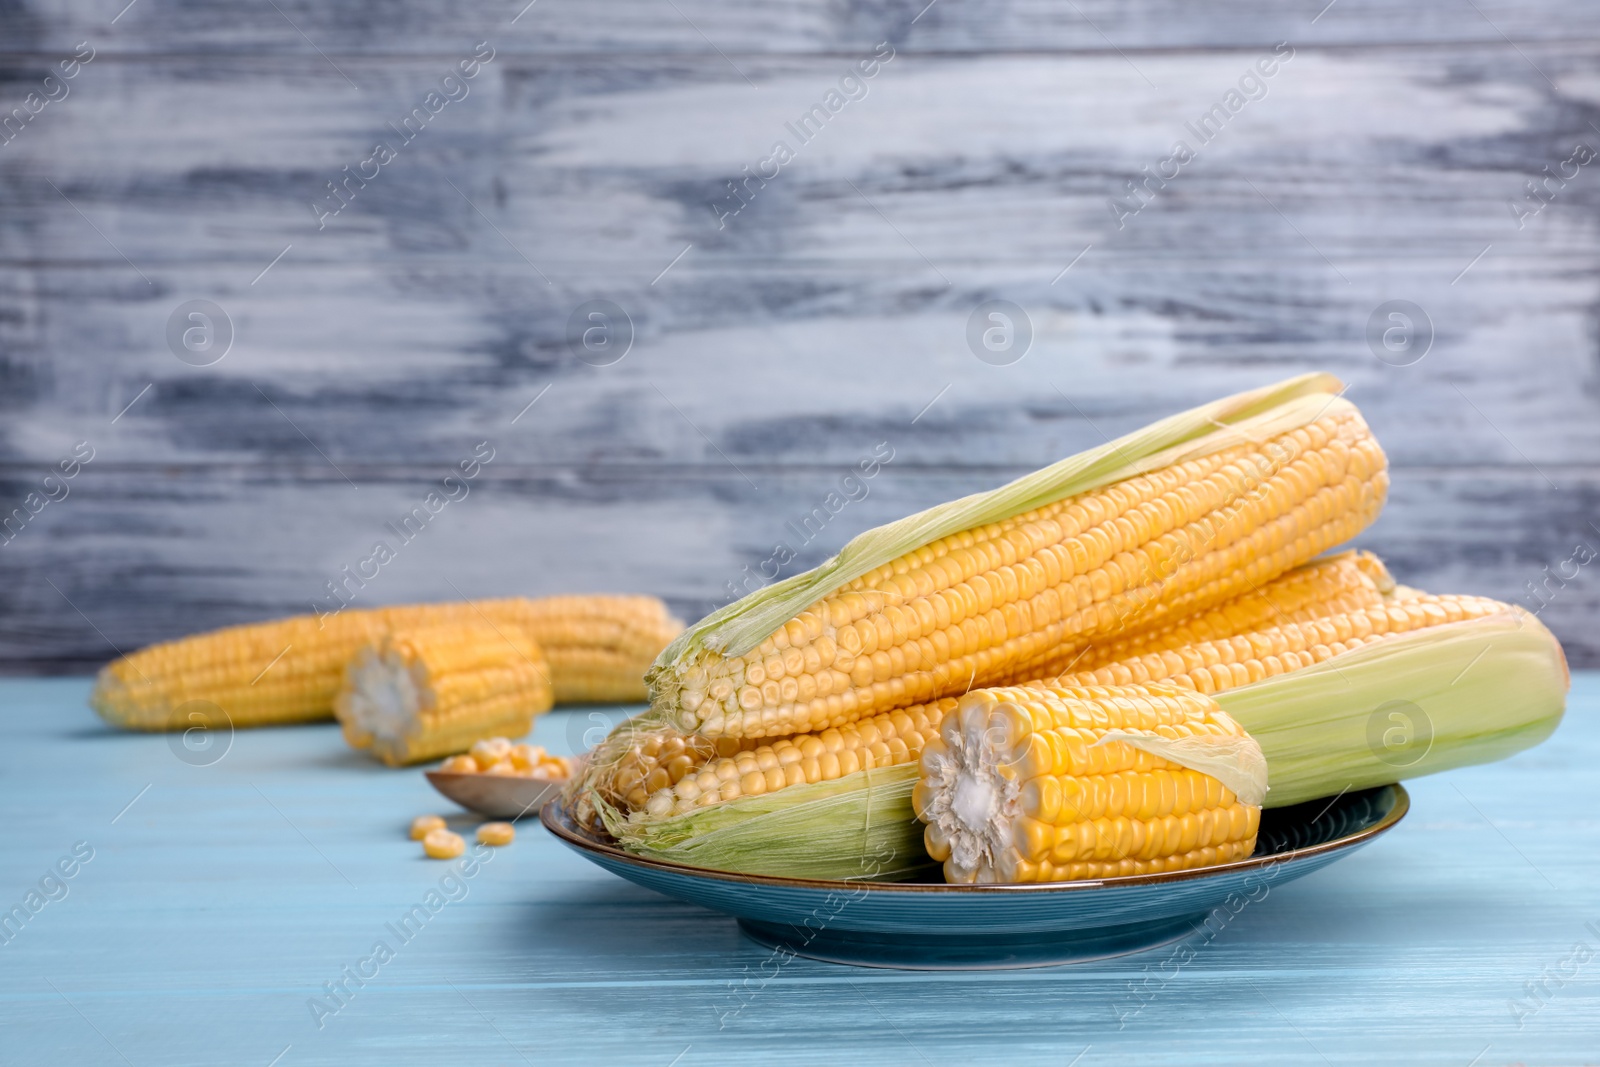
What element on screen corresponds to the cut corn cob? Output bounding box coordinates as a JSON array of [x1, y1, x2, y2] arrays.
[[646, 376, 1387, 741], [336, 623, 554, 766], [518, 596, 684, 704], [90, 595, 681, 731], [913, 684, 1265, 883]]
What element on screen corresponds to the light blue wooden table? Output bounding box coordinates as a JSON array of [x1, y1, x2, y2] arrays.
[[3, 676, 1595, 1066]]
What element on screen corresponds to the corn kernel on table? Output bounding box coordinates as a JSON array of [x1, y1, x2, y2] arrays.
[[4, 677, 1597, 1066]]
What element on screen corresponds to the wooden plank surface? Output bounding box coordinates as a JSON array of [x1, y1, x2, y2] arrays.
[[2, 1, 1599, 671], [2, 675, 1597, 1066], [6, 0, 1600, 54], [2, 464, 1598, 671]]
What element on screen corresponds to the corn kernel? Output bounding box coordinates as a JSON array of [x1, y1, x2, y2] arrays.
[[410, 814, 445, 840], [476, 822, 515, 847], [423, 828, 465, 859], [471, 737, 513, 769], [438, 755, 478, 774]]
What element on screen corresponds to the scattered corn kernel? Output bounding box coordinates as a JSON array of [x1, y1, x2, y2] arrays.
[[409, 814, 446, 840], [422, 828, 466, 859], [476, 822, 516, 846]]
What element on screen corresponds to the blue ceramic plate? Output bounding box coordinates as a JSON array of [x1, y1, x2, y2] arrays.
[[543, 784, 1408, 969]]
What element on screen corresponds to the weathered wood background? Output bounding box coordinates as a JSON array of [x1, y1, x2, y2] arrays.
[[1, 0, 1598, 671]]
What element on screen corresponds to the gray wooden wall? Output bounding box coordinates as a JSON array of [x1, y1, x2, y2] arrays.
[[2, 0, 1598, 672]]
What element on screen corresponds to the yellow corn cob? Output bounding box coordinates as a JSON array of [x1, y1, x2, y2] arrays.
[[659, 406, 1387, 740], [519, 596, 684, 703], [90, 595, 681, 731], [588, 599, 1564, 881], [590, 580, 1504, 834], [588, 551, 1390, 823], [913, 684, 1265, 883], [335, 623, 554, 766], [91, 599, 537, 730], [624, 699, 961, 820], [1068, 549, 1392, 674], [1049, 593, 1507, 694]]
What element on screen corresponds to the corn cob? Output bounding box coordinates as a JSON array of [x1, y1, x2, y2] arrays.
[[586, 547, 1387, 823], [649, 378, 1387, 741], [519, 596, 684, 704], [1218, 606, 1567, 806], [589, 582, 1499, 827], [91, 595, 681, 731], [335, 623, 554, 766], [594, 582, 1447, 827], [583, 597, 1566, 880], [1067, 549, 1391, 674], [629, 699, 960, 819], [91, 600, 535, 730], [913, 684, 1265, 883], [1049, 593, 1507, 694]]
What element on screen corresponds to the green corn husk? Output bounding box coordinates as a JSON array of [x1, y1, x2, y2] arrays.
[[596, 608, 1567, 880], [595, 764, 932, 881], [1215, 607, 1568, 806]]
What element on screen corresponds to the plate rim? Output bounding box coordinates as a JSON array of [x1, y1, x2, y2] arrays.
[[540, 782, 1408, 894]]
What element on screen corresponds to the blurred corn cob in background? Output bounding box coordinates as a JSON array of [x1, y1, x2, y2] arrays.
[[335, 623, 554, 766], [92, 599, 531, 730], [571, 377, 1568, 881], [91, 595, 681, 731], [518, 596, 684, 704]]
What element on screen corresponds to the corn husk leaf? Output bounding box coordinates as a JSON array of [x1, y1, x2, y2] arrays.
[[598, 764, 932, 881], [1096, 729, 1269, 807], [1215, 607, 1568, 806]]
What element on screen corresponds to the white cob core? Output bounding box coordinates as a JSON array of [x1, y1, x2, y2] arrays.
[[344, 652, 424, 745]]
